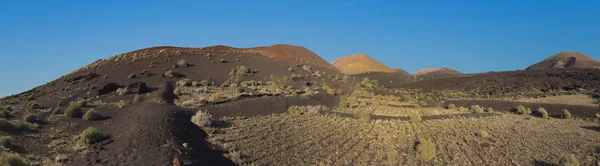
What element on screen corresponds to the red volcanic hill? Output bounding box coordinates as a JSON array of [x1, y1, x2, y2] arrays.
[[413, 67, 463, 80], [526, 52, 600, 70], [332, 53, 397, 75]]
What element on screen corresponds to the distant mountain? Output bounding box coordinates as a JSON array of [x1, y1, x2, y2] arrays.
[[332, 53, 396, 75], [526, 52, 600, 70], [413, 67, 463, 81]]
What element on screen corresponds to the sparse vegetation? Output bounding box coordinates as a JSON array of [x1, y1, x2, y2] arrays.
[[559, 154, 580, 166], [415, 138, 436, 161], [191, 110, 212, 127], [23, 113, 36, 123], [79, 127, 105, 144], [409, 112, 422, 123], [486, 107, 494, 112], [64, 102, 84, 118], [0, 136, 13, 148], [116, 87, 130, 96], [27, 101, 41, 109], [537, 107, 549, 119], [515, 105, 530, 115], [476, 130, 489, 138], [133, 95, 142, 103], [0, 152, 28, 166], [470, 105, 484, 113], [563, 109, 573, 119], [354, 110, 371, 121], [447, 103, 456, 109], [83, 109, 101, 121], [176, 59, 189, 67], [163, 70, 180, 78], [0, 119, 34, 132]]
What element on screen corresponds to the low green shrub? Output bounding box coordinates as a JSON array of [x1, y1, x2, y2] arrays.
[[64, 103, 83, 118], [515, 105, 530, 115], [563, 109, 573, 119], [409, 112, 422, 123], [415, 138, 436, 161], [470, 105, 484, 113], [0, 152, 28, 166], [537, 107, 549, 119], [354, 110, 371, 121], [559, 154, 579, 166], [82, 109, 101, 121], [23, 113, 36, 123], [446, 103, 456, 109], [79, 127, 105, 144], [476, 130, 489, 138], [27, 101, 41, 109], [0, 136, 13, 148]]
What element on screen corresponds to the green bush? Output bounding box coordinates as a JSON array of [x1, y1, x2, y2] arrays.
[[470, 105, 484, 113], [537, 107, 549, 119], [476, 130, 489, 138], [27, 101, 41, 109], [79, 127, 105, 144], [0, 119, 34, 132], [64, 103, 83, 118], [563, 109, 573, 119], [446, 103, 456, 109], [559, 154, 579, 166], [409, 112, 422, 123], [0, 136, 13, 148], [287, 106, 301, 115], [23, 114, 36, 123], [0, 152, 28, 166], [83, 109, 101, 121], [354, 110, 371, 121], [133, 95, 142, 103], [415, 138, 436, 161], [515, 105, 529, 115]]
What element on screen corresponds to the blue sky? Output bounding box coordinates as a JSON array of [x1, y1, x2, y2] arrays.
[[1, 0, 599, 97]]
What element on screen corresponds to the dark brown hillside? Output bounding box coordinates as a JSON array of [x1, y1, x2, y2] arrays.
[[526, 52, 600, 70], [0, 44, 348, 165], [400, 68, 600, 96]]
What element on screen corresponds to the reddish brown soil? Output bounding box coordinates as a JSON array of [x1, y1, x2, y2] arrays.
[[332, 53, 397, 75], [527, 52, 600, 70], [413, 67, 464, 81], [0, 44, 348, 165]]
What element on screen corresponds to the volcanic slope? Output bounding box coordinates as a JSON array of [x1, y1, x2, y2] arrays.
[[333, 53, 413, 87], [0, 44, 348, 165], [332, 53, 396, 75], [526, 52, 600, 70], [413, 67, 464, 81]]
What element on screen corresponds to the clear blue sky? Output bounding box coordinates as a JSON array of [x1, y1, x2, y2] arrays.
[[1, 0, 599, 97]]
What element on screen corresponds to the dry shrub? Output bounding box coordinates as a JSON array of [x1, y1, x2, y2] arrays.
[[83, 109, 102, 121], [23, 113, 37, 123], [354, 110, 371, 121], [447, 103, 456, 109], [515, 105, 530, 115], [27, 102, 41, 109], [191, 110, 212, 127], [470, 105, 484, 113], [476, 130, 489, 138], [64, 103, 83, 118], [327, 88, 336, 95], [486, 107, 494, 112], [537, 107, 549, 119], [409, 112, 422, 123], [559, 154, 579, 166], [209, 92, 223, 102], [0, 136, 13, 148], [79, 127, 105, 144], [415, 138, 436, 161], [563, 109, 573, 119], [0, 152, 28, 166]]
